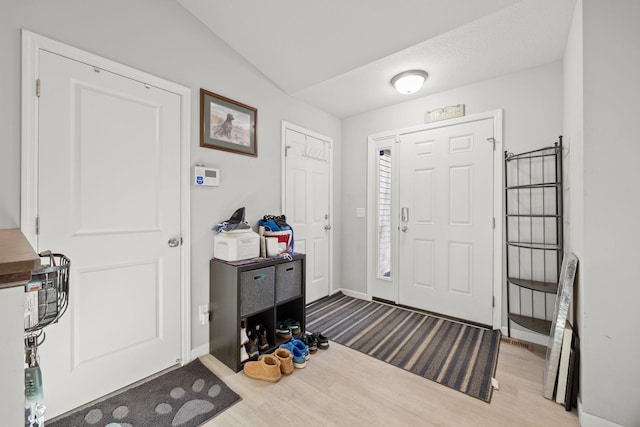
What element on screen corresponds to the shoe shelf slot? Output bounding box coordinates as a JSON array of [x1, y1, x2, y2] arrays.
[[245, 309, 275, 348], [210, 254, 306, 372]]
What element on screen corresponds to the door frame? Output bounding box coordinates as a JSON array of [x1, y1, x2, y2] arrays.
[[20, 30, 192, 363], [280, 120, 334, 297], [366, 110, 503, 329]]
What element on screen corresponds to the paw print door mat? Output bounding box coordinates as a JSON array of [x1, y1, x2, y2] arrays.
[[48, 359, 240, 427]]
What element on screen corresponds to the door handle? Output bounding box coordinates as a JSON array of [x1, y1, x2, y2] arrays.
[[401, 226, 408, 233], [168, 237, 182, 247], [324, 225, 332, 231]]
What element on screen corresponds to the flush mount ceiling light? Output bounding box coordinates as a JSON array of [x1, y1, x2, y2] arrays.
[[390, 69, 429, 94]]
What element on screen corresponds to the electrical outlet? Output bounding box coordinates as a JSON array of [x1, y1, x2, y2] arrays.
[[199, 304, 209, 326]]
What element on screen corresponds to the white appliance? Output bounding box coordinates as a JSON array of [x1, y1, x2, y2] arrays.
[[214, 230, 259, 261]]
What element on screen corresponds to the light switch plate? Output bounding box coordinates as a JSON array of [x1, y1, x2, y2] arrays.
[[199, 304, 209, 326]]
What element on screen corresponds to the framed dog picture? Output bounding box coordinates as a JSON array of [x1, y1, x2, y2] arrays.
[[200, 89, 257, 157]]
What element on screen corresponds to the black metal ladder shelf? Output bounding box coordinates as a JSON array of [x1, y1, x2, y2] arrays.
[[504, 137, 563, 337]]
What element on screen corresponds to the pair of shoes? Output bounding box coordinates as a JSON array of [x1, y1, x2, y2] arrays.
[[279, 342, 307, 368], [243, 354, 281, 382], [294, 332, 318, 354], [283, 318, 301, 335], [312, 332, 329, 350], [260, 348, 294, 375], [276, 319, 301, 339], [276, 322, 292, 340], [290, 338, 310, 360]]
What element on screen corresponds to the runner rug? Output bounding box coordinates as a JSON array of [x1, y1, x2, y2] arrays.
[[48, 359, 240, 427], [306, 292, 501, 402]]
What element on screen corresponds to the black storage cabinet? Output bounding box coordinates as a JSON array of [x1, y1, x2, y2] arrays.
[[209, 254, 305, 372]]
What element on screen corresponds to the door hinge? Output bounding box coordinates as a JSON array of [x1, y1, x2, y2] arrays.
[[493, 217, 496, 229], [36, 79, 41, 97], [35, 217, 40, 235], [493, 296, 495, 307]]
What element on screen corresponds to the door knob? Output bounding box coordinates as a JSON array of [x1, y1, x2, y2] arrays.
[[401, 226, 408, 233], [324, 225, 332, 231], [168, 237, 182, 247]]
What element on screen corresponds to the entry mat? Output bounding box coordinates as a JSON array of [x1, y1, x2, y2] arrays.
[[48, 359, 240, 427], [306, 292, 501, 402]]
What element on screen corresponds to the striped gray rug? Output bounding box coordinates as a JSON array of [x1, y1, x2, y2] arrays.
[[306, 292, 501, 402]]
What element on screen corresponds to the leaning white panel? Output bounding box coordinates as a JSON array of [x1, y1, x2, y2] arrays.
[[543, 252, 578, 399]]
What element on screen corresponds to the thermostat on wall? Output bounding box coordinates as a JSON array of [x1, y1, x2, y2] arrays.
[[194, 165, 220, 186]]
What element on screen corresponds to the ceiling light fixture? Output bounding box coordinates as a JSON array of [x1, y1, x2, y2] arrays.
[[390, 70, 428, 94]]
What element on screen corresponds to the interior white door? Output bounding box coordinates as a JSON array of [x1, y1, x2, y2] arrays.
[[284, 126, 331, 303], [398, 118, 495, 325], [37, 50, 182, 417]]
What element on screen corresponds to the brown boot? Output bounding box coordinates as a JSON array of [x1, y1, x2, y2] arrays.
[[273, 348, 294, 375], [243, 354, 281, 382]]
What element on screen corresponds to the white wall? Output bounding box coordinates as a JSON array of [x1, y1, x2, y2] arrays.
[[576, 1, 640, 426], [563, 0, 585, 418], [341, 62, 563, 329], [0, 0, 341, 353]]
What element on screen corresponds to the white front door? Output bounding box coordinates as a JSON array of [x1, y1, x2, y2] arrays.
[[398, 118, 495, 325], [283, 123, 332, 303], [37, 50, 182, 417]]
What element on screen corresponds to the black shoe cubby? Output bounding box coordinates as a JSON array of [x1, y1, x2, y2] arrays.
[[209, 254, 305, 372]]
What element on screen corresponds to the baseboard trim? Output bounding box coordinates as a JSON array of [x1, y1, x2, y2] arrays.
[[500, 326, 549, 347], [190, 343, 210, 361], [335, 288, 370, 301], [578, 397, 623, 427]]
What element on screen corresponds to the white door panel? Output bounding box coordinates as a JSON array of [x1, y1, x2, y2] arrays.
[[284, 125, 332, 303], [398, 119, 494, 325], [38, 50, 182, 417]]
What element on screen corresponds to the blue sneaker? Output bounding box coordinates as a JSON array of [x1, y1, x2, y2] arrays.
[[280, 342, 306, 368], [290, 339, 310, 360]]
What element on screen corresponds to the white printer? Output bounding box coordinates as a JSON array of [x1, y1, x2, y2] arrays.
[[214, 230, 259, 262]]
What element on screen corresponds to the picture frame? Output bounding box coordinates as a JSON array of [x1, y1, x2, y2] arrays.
[[200, 88, 257, 157]]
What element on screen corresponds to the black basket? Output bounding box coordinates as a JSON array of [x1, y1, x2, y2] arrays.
[[24, 252, 70, 334]]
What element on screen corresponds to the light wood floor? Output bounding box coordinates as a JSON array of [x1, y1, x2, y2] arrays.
[[200, 341, 580, 427]]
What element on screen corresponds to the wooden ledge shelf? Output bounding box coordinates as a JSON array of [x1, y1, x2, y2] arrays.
[[0, 229, 40, 289]]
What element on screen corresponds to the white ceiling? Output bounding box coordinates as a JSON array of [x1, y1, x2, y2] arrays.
[[176, 0, 576, 118]]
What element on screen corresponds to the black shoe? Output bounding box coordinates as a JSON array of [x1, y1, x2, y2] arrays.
[[294, 332, 317, 354], [244, 339, 259, 360], [313, 332, 329, 350], [255, 324, 270, 351]]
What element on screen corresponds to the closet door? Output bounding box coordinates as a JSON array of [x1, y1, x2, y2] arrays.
[[283, 123, 333, 303], [37, 50, 182, 417]]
